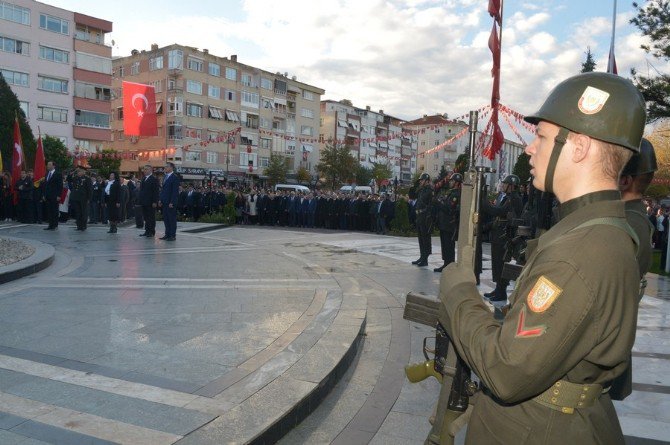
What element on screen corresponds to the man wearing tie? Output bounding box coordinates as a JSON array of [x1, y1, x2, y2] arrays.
[[139, 165, 160, 237], [159, 162, 179, 241], [43, 161, 63, 230]]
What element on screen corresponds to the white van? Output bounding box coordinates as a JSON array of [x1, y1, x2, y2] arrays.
[[275, 184, 310, 193], [340, 185, 373, 194]]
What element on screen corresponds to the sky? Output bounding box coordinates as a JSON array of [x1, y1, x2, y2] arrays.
[[48, 0, 669, 127]]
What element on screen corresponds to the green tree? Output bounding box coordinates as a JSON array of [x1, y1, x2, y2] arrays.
[[88, 149, 122, 178], [581, 47, 597, 73], [296, 166, 311, 184], [355, 164, 373, 186], [371, 161, 393, 186], [42, 136, 72, 171], [390, 199, 413, 235], [264, 153, 288, 186], [316, 140, 357, 190], [512, 152, 531, 184], [438, 164, 449, 181], [0, 73, 36, 172], [454, 153, 469, 173], [631, 0, 670, 120]]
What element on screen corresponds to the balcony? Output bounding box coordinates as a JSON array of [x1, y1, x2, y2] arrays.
[[168, 68, 182, 77]]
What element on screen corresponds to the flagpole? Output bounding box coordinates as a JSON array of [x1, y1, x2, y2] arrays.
[[608, 0, 617, 73]]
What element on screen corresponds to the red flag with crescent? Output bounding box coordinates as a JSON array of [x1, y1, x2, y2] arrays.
[[11, 117, 23, 204], [122, 81, 158, 136]]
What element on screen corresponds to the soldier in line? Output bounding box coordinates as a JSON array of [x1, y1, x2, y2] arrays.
[[434, 173, 462, 273], [16, 170, 35, 223], [480, 174, 523, 301], [69, 166, 92, 231], [438, 72, 646, 444], [412, 172, 434, 267]]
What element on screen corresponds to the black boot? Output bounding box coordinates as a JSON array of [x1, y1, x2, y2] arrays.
[[412, 257, 423, 265], [416, 256, 429, 267], [433, 263, 448, 273], [486, 283, 507, 302]]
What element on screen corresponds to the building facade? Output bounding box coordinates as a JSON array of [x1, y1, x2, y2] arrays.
[[319, 100, 418, 184], [1, 0, 112, 153], [110, 44, 324, 182]]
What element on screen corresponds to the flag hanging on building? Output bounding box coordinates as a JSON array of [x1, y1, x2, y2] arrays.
[[122, 81, 158, 137], [11, 117, 24, 204], [34, 133, 46, 187]]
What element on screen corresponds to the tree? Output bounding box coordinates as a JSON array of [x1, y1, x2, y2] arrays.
[[512, 152, 531, 184], [264, 153, 288, 186], [438, 165, 449, 181], [339, 99, 353, 106], [316, 140, 358, 190], [390, 198, 413, 235], [0, 73, 36, 172], [88, 149, 122, 178], [296, 166, 311, 184], [371, 161, 393, 186], [581, 47, 597, 73], [646, 119, 670, 181], [631, 0, 670, 120], [454, 153, 469, 173], [42, 136, 72, 171], [355, 164, 373, 186]]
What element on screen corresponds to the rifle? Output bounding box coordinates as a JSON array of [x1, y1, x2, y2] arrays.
[[403, 111, 492, 445]]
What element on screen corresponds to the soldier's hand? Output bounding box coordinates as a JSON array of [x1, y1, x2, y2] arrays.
[[439, 245, 476, 300]]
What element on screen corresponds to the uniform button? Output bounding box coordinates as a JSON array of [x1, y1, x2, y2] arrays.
[[553, 389, 560, 395], [583, 386, 589, 391], [578, 402, 583, 407], [556, 382, 562, 387], [580, 394, 586, 400], [551, 397, 557, 403]]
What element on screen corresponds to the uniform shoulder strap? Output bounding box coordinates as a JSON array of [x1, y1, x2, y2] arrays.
[[572, 216, 639, 256]]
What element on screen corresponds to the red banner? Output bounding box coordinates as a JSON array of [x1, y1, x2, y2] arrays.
[[122, 81, 158, 137], [34, 134, 46, 186]]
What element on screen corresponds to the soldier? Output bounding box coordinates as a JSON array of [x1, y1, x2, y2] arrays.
[[69, 166, 92, 231], [412, 172, 434, 267], [438, 72, 645, 443], [610, 138, 657, 401], [16, 170, 35, 223], [481, 174, 523, 301], [434, 173, 462, 272]]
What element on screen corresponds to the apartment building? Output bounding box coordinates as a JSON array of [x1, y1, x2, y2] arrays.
[[319, 100, 418, 184], [109, 44, 324, 182], [1, 0, 112, 152]]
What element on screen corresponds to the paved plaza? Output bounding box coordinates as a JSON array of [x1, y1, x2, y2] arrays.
[[0, 220, 668, 444]]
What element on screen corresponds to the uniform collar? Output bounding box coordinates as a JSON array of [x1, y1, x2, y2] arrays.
[[557, 190, 621, 221]]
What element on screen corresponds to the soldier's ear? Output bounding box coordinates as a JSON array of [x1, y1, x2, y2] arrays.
[[569, 133, 592, 164]]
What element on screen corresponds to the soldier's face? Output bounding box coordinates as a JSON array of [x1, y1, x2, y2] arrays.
[[525, 121, 557, 191]]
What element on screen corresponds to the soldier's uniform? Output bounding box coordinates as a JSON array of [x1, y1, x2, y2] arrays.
[[70, 170, 92, 231], [434, 173, 462, 272], [413, 173, 434, 267], [439, 72, 646, 444]]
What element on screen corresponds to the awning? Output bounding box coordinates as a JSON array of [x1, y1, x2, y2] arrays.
[[274, 97, 287, 105], [225, 110, 239, 122], [337, 120, 347, 128], [209, 106, 223, 119], [301, 144, 313, 153]]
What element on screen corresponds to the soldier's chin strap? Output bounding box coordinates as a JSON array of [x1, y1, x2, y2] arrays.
[[544, 127, 570, 194]]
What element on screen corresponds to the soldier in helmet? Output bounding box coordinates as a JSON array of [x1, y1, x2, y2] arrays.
[[434, 173, 462, 272], [412, 172, 434, 267], [438, 72, 645, 444], [481, 174, 523, 301]]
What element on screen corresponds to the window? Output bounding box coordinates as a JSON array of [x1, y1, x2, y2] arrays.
[[150, 80, 162, 93], [224, 90, 235, 101], [168, 124, 182, 140], [19, 101, 28, 117], [259, 117, 271, 129], [272, 120, 285, 131], [186, 102, 203, 117], [241, 73, 256, 87], [302, 90, 314, 100], [239, 152, 257, 167], [187, 57, 203, 72], [260, 157, 269, 167], [131, 61, 139, 75], [75, 110, 110, 128], [117, 66, 125, 78], [301, 108, 315, 119], [116, 107, 123, 120], [155, 102, 163, 114], [206, 151, 217, 164], [260, 77, 273, 90], [433, 152, 439, 159], [168, 97, 183, 116], [39, 13, 68, 35], [74, 82, 111, 101], [149, 56, 163, 71], [0, 36, 29, 55], [261, 97, 274, 109], [240, 133, 257, 146], [1, 2, 30, 25], [74, 25, 89, 41], [209, 62, 220, 76], [38, 75, 68, 94], [168, 49, 183, 69], [286, 118, 295, 134], [300, 125, 314, 136], [225, 110, 239, 122], [225, 67, 236, 80], [260, 138, 271, 149], [38, 105, 67, 122], [243, 112, 259, 129], [185, 127, 202, 139], [208, 85, 220, 99], [433, 164, 438, 172], [241, 90, 259, 108], [208, 106, 223, 120], [76, 52, 112, 74], [185, 150, 201, 161], [1, 68, 28, 87], [208, 131, 218, 141], [39, 45, 69, 63], [186, 80, 202, 95]]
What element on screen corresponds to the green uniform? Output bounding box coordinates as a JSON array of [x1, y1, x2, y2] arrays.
[[441, 191, 639, 444]]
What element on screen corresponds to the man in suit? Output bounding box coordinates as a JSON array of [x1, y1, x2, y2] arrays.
[[43, 161, 63, 230], [69, 166, 92, 231], [139, 165, 160, 237], [159, 162, 179, 241]]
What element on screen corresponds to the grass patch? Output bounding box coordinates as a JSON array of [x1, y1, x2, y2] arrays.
[[650, 250, 669, 276]]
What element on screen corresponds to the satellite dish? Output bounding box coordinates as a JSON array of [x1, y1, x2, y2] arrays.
[[111, 39, 116, 46]]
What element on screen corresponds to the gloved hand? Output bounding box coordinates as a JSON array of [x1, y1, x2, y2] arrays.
[[439, 244, 476, 301]]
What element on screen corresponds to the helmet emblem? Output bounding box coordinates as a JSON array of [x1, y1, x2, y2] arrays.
[[578, 86, 610, 115]]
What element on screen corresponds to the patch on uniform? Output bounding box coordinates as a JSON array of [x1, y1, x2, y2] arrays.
[[578, 86, 610, 115], [527, 276, 563, 313], [515, 305, 546, 338]]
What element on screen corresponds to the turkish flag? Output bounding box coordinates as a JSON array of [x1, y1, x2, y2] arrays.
[[11, 117, 23, 204], [489, 22, 501, 75], [488, 0, 501, 24], [34, 134, 46, 187], [122, 81, 158, 137]]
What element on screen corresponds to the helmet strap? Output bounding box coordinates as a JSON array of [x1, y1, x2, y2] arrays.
[[544, 127, 569, 194]]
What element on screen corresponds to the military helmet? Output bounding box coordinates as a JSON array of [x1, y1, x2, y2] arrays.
[[524, 72, 646, 152], [622, 138, 657, 176], [449, 173, 463, 183], [419, 172, 431, 181], [502, 174, 520, 186]]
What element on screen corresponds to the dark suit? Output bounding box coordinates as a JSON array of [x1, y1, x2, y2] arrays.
[[43, 170, 63, 228], [160, 173, 180, 238], [139, 174, 160, 235], [70, 175, 92, 230]]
